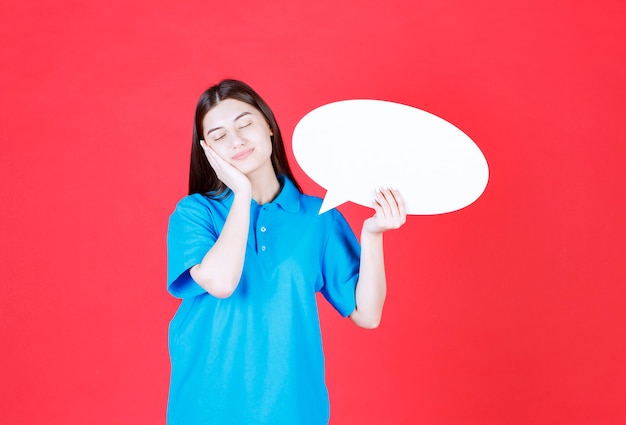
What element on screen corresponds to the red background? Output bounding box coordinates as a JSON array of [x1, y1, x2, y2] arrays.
[[1, 0, 625, 424]]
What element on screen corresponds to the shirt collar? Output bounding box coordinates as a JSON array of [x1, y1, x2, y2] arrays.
[[271, 175, 301, 213], [219, 174, 301, 213]]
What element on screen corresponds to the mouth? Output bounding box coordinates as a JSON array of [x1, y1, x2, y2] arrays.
[[232, 148, 254, 160]]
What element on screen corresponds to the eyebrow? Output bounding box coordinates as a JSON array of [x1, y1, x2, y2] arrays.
[[206, 112, 253, 136]]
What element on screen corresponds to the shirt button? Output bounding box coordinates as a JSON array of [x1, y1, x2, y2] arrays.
[[260, 226, 267, 232], [261, 245, 267, 252]]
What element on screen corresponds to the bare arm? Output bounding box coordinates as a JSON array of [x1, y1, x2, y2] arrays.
[[350, 188, 406, 328], [189, 143, 252, 298]]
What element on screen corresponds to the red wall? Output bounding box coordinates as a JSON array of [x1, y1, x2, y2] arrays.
[[1, 1, 625, 424]]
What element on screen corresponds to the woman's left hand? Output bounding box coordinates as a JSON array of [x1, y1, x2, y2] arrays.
[[363, 188, 407, 234]]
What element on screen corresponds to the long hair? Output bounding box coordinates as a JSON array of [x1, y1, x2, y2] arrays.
[[189, 79, 301, 196]]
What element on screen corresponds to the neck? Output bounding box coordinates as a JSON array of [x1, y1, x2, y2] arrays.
[[248, 170, 281, 204]]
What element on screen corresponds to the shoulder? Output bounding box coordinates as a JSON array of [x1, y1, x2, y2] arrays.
[[172, 192, 230, 214], [169, 193, 231, 230], [296, 192, 322, 213], [170, 194, 207, 219], [174, 193, 211, 210], [293, 192, 347, 226]]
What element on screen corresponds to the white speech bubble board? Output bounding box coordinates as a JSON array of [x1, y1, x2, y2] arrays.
[[292, 99, 489, 215]]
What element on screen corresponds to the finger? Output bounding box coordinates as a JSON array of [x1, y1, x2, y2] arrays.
[[380, 188, 401, 217], [203, 146, 220, 169], [206, 151, 234, 185], [374, 188, 392, 220], [205, 146, 229, 169], [200, 141, 217, 164], [208, 145, 231, 164], [383, 189, 406, 229], [371, 196, 383, 214], [370, 201, 385, 229], [391, 189, 407, 220]]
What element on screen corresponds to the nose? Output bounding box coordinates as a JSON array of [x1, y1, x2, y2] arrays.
[[232, 132, 246, 147]]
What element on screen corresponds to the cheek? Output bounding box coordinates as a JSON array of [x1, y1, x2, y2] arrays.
[[208, 142, 232, 160], [262, 130, 274, 147], [261, 138, 273, 156]]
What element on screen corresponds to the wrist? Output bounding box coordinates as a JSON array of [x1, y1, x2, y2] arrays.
[[232, 189, 252, 202], [361, 227, 384, 241]]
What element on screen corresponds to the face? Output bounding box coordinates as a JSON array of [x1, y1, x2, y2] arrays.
[[201, 98, 274, 176]]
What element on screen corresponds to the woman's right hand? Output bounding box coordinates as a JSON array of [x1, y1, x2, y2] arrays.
[[200, 140, 251, 197], [193, 141, 251, 298]]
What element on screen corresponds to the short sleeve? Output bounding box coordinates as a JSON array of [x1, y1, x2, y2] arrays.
[[167, 196, 218, 298], [320, 210, 361, 317]]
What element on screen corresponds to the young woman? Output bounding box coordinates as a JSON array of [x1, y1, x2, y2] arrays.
[[167, 79, 406, 424]]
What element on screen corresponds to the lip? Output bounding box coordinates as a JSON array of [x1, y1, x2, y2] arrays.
[[232, 148, 254, 160]]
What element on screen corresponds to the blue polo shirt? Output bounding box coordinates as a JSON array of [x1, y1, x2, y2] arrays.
[[166, 176, 360, 425]]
